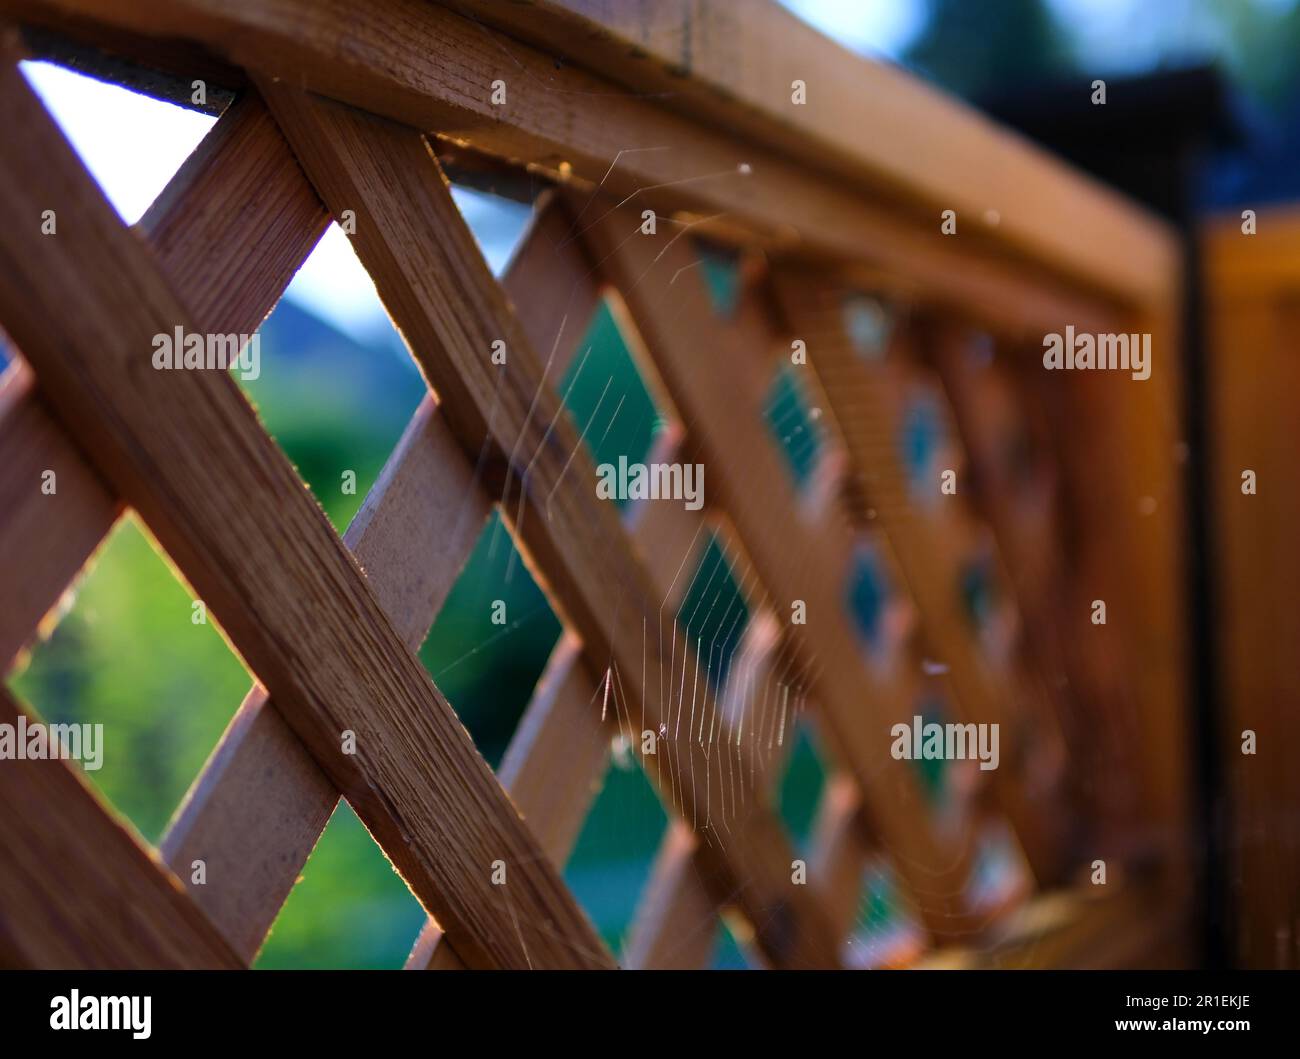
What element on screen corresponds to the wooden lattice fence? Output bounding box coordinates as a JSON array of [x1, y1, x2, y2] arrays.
[[0, 0, 1191, 969]]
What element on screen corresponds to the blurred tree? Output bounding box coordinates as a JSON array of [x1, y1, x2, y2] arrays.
[[905, 0, 1076, 99], [1202, 0, 1300, 111]]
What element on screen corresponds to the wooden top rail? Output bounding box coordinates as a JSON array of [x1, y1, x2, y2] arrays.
[[3, 0, 1177, 328], [452, 0, 1176, 309]]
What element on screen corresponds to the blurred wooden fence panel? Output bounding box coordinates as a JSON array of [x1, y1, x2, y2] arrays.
[[1203, 208, 1300, 968]]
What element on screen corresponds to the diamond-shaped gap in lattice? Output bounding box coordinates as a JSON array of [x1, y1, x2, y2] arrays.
[[559, 290, 673, 497], [763, 360, 826, 492], [19, 59, 220, 226], [841, 858, 926, 969], [254, 802, 425, 969], [965, 818, 1033, 920], [841, 292, 895, 362], [899, 387, 947, 501], [418, 510, 563, 769], [711, 914, 760, 969], [956, 533, 1019, 665], [695, 239, 742, 319], [774, 718, 830, 855], [238, 178, 533, 534], [906, 692, 990, 835], [7, 514, 252, 844], [675, 530, 751, 695], [239, 222, 425, 533], [563, 759, 669, 961], [844, 534, 914, 670]]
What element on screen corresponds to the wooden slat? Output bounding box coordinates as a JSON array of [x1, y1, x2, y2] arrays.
[[623, 603, 804, 967], [809, 774, 874, 943], [0, 687, 240, 969], [258, 81, 841, 968], [928, 324, 1061, 606], [574, 199, 978, 939], [0, 83, 503, 965], [450, 0, 1176, 311], [1, 0, 1151, 336], [406, 637, 609, 970], [623, 822, 720, 969], [920, 884, 1189, 969], [137, 89, 328, 328], [494, 633, 609, 868], [2, 86, 367, 964], [405, 200, 621, 969], [0, 47, 611, 969], [927, 321, 1097, 836], [0, 363, 120, 669], [1202, 215, 1300, 966], [163, 394, 492, 962]]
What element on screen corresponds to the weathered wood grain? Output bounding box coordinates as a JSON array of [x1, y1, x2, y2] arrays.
[[162, 394, 493, 962]]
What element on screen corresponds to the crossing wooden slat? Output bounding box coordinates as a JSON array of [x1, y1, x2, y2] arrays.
[[809, 774, 875, 944], [258, 81, 842, 968], [575, 200, 978, 940], [0, 0, 1193, 973], [929, 327, 1061, 599], [138, 89, 329, 333], [0, 49, 612, 970], [0, 363, 121, 670], [404, 199, 623, 969], [4, 85, 468, 966], [927, 322, 1097, 825], [0, 86, 356, 962], [494, 633, 610, 868], [0, 687, 241, 969], [163, 394, 492, 962], [621, 605, 800, 967]]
